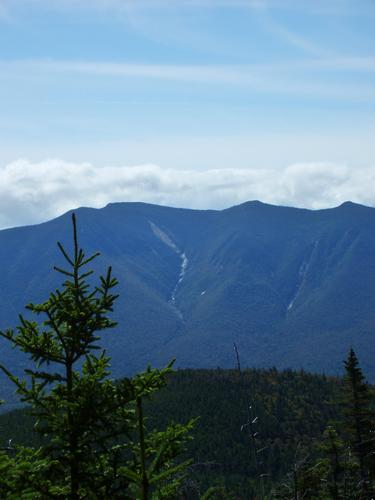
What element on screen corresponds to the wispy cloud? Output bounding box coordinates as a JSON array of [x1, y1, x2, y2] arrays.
[[0, 0, 269, 16], [0, 0, 364, 24], [0, 0, 352, 11], [2, 58, 375, 101], [5, 57, 375, 76], [260, 14, 333, 57], [1, 158, 374, 229], [1, 0, 270, 10]]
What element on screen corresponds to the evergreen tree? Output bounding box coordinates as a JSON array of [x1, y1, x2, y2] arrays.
[[342, 348, 375, 497], [320, 426, 344, 499], [0, 400, 16, 497], [308, 425, 346, 500], [0, 214, 193, 499]]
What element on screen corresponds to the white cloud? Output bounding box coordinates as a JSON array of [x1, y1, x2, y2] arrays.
[[0, 158, 374, 229]]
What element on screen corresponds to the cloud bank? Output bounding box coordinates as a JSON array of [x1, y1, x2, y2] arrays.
[[0, 159, 374, 229]]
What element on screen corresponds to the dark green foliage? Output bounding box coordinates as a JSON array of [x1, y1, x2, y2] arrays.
[[0, 214, 193, 498], [341, 349, 375, 496], [319, 426, 345, 499], [0, 367, 341, 498], [276, 349, 375, 499], [145, 368, 342, 497], [1, 319, 374, 497]]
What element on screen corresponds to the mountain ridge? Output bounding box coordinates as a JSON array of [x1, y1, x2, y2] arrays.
[[2, 199, 373, 233], [0, 199, 374, 409]]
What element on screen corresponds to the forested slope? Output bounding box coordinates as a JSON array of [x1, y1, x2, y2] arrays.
[[0, 368, 342, 497]]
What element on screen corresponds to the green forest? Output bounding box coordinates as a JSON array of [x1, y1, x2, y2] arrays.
[[0, 215, 374, 498], [1, 363, 375, 498]]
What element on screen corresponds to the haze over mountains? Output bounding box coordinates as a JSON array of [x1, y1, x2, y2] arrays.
[[1, 200, 375, 406]]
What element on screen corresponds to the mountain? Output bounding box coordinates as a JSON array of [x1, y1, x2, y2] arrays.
[[0, 200, 375, 407]]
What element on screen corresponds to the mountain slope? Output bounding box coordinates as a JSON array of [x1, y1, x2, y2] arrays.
[[0, 200, 375, 407]]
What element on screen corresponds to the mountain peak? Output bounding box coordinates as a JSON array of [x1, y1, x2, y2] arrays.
[[338, 201, 358, 208], [335, 201, 372, 211]]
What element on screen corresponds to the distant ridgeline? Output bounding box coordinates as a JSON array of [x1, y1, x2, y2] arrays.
[[0, 200, 375, 409], [0, 368, 342, 497]]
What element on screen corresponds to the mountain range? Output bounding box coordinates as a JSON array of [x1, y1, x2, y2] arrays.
[[1, 200, 375, 407]]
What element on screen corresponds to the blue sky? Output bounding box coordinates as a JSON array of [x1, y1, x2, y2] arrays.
[[0, 0, 375, 227]]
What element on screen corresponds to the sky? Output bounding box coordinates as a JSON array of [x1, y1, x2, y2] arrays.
[[1, 0, 375, 228]]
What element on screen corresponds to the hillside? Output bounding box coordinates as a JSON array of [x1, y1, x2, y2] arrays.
[[0, 200, 375, 409], [0, 368, 341, 497]]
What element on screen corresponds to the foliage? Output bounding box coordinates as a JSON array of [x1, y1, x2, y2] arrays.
[[0, 366, 342, 498], [147, 367, 341, 498], [342, 349, 375, 482], [2, 357, 373, 498], [275, 349, 375, 500], [0, 214, 193, 499]]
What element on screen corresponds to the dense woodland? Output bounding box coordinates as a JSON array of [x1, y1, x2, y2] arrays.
[[1, 360, 375, 498], [146, 368, 341, 496], [0, 215, 374, 498], [0, 367, 344, 496]]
